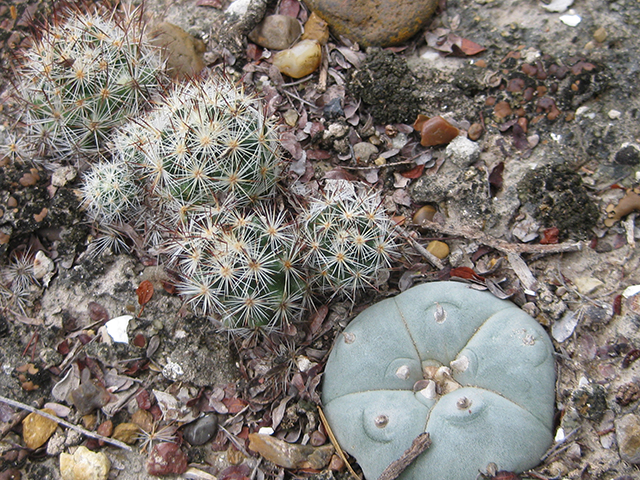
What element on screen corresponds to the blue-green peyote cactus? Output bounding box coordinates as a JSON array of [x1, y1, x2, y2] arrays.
[[322, 281, 555, 480]]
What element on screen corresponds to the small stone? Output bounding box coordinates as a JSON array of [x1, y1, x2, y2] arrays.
[[148, 22, 206, 79], [468, 123, 483, 141], [283, 109, 299, 127], [323, 98, 344, 119], [60, 446, 110, 480], [573, 277, 603, 295], [302, 12, 329, 45], [33, 208, 48, 222], [413, 205, 437, 226], [494, 101, 512, 119], [131, 409, 154, 433], [413, 115, 459, 147], [352, 142, 378, 164], [0, 469, 21, 480], [51, 166, 77, 187], [112, 423, 140, 444], [426, 241, 449, 260], [302, 0, 437, 47], [22, 409, 58, 449], [249, 15, 302, 50], [572, 383, 607, 420], [248, 433, 334, 469], [616, 414, 640, 463], [183, 413, 218, 446], [593, 27, 607, 43], [96, 420, 113, 438], [272, 39, 322, 78], [19, 169, 40, 187], [445, 136, 481, 168], [33, 250, 54, 281], [608, 109, 622, 120], [146, 442, 188, 476]]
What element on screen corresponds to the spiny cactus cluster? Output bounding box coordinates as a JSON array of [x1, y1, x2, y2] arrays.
[[114, 79, 282, 208], [167, 204, 308, 330], [81, 77, 397, 331], [302, 185, 397, 298], [15, 6, 165, 160], [3, 6, 399, 332]]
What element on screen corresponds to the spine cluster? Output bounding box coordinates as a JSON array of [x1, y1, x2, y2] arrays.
[[15, 7, 165, 160], [3, 7, 400, 332]]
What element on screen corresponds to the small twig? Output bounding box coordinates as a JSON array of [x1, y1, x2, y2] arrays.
[[0, 394, 133, 451], [394, 226, 444, 270], [418, 220, 584, 255], [624, 212, 636, 247], [317, 406, 361, 480], [0, 397, 43, 439], [377, 432, 431, 480]]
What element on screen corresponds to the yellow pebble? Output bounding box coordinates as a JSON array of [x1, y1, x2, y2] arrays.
[[426, 240, 449, 260]]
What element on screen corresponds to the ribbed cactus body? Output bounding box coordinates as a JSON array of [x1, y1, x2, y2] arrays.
[[17, 9, 165, 159], [116, 79, 282, 207], [171, 205, 307, 331], [303, 184, 397, 298], [80, 159, 141, 224]]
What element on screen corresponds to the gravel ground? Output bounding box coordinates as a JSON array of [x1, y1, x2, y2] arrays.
[[1, 0, 640, 479]]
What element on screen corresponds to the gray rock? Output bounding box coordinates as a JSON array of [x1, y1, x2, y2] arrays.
[[248, 15, 301, 50], [445, 136, 481, 168], [352, 142, 378, 163], [183, 413, 219, 446]]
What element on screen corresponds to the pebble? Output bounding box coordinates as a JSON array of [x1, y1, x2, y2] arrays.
[[51, 166, 77, 187], [593, 27, 607, 43], [616, 414, 640, 463], [112, 423, 140, 444], [302, 12, 329, 45], [426, 240, 449, 259], [445, 136, 481, 168], [323, 98, 344, 119], [248, 433, 334, 469], [608, 109, 622, 120], [146, 442, 188, 476], [494, 101, 512, 119], [183, 413, 219, 446], [33, 250, 54, 282], [414, 115, 459, 147], [353, 142, 378, 163], [249, 15, 301, 50], [272, 39, 322, 78], [0, 469, 21, 480], [302, 0, 438, 47], [59, 446, 110, 480], [468, 123, 483, 141], [148, 23, 206, 79], [413, 205, 437, 226], [22, 409, 58, 449]]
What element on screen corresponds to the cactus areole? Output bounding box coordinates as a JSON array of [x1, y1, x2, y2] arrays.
[[322, 281, 556, 480]]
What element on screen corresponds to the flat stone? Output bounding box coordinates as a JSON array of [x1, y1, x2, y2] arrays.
[[353, 142, 378, 164], [22, 409, 58, 450], [302, 0, 438, 47], [148, 22, 206, 79], [146, 442, 188, 476], [249, 15, 302, 50], [616, 414, 640, 463], [59, 446, 110, 480]]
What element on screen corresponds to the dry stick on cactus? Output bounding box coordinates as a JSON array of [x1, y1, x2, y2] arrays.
[[13, 4, 166, 161]]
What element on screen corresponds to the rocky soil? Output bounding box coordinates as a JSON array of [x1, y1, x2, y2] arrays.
[[1, 0, 640, 479]]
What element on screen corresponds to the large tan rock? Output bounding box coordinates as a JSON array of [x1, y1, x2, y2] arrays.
[[22, 409, 58, 449], [60, 446, 110, 480], [302, 0, 438, 47]]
